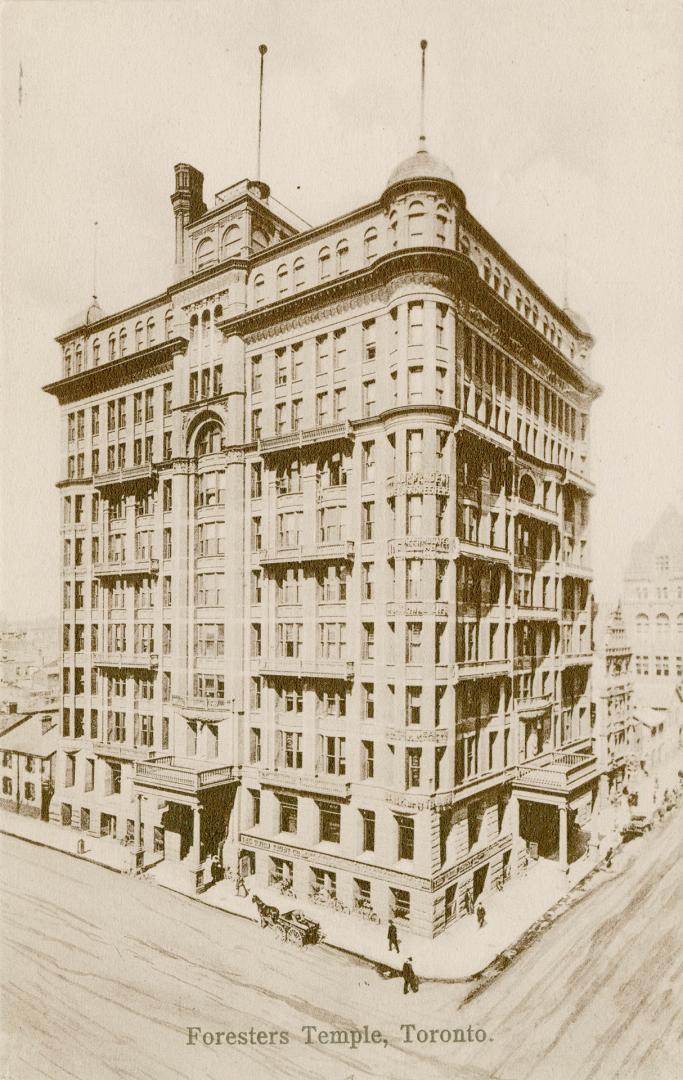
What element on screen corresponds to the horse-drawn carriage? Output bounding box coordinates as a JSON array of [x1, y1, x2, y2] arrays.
[[252, 896, 322, 947]]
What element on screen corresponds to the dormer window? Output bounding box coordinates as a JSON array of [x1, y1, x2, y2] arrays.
[[318, 247, 331, 281]]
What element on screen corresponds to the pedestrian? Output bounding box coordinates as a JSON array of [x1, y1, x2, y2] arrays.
[[476, 902, 486, 929], [464, 888, 473, 915], [235, 870, 249, 897], [402, 957, 418, 994], [209, 854, 222, 885], [387, 919, 400, 954]]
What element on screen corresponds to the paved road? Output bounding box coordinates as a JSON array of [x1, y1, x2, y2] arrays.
[[1, 811, 681, 1080]]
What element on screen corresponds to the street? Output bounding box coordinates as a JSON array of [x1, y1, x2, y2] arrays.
[[1, 811, 681, 1080]]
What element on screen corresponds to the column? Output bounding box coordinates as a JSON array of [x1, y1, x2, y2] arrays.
[[134, 792, 144, 869], [191, 803, 203, 865], [509, 792, 521, 876], [558, 804, 568, 872]]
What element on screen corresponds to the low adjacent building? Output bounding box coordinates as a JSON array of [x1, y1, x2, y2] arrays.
[[0, 709, 59, 820]]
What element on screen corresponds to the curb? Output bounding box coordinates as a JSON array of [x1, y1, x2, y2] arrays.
[[0, 823, 625, 986]]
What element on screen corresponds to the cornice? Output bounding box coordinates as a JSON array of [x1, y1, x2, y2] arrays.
[[217, 248, 476, 344], [43, 337, 187, 405], [56, 290, 173, 345]]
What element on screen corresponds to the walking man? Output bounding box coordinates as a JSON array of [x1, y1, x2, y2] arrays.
[[402, 957, 419, 994], [476, 902, 486, 929], [387, 919, 400, 954], [464, 888, 473, 915]]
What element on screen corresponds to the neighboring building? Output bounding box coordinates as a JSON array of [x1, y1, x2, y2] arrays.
[[44, 137, 601, 936], [593, 603, 639, 816], [0, 709, 58, 819], [623, 506, 683, 693]]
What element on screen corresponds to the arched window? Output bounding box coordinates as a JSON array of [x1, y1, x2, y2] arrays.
[[293, 258, 305, 289], [493, 267, 501, 293], [483, 258, 492, 285], [435, 204, 449, 246], [515, 289, 522, 312], [195, 421, 223, 457], [195, 237, 216, 271], [524, 297, 531, 319], [543, 316, 549, 337], [201, 310, 210, 356], [336, 241, 349, 274], [119, 329, 127, 356], [189, 313, 198, 342], [460, 234, 470, 256], [557, 329, 563, 351], [135, 322, 143, 350], [146, 318, 156, 348], [220, 225, 240, 261], [363, 229, 378, 262], [389, 213, 398, 249], [532, 305, 539, 327], [277, 264, 289, 298], [92, 339, 100, 366], [550, 324, 556, 344], [408, 200, 425, 242], [254, 274, 265, 305], [635, 614, 649, 639], [656, 613, 670, 637], [213, 304, 223, 321], [318, 247, 331, 280], [519, 474, 536, 503], [502, 278, 510, 300], [570, 341, 576, 360], [64, 349, 72, 377], [75, 345, 83, 372], [165, 310, 173, 340], [108, 333, 116, 361]]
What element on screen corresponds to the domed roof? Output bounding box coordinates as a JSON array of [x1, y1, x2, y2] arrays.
[[385, 139, 456, 190], [563, 306, 593, 338], [61, 296, 105, 334]]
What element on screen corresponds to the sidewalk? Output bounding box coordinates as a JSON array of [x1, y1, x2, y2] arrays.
[[1, 806, 603, 981], [148, 848, 599, 980]]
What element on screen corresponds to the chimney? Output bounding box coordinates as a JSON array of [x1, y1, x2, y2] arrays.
[[171, 164, 207, 279]]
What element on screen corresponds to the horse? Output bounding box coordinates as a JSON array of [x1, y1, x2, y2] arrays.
[[252, 894, 279, 928]]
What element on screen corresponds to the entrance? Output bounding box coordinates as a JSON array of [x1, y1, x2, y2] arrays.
[[40, 782, 53, 822], [100, 812, 117, 838], [519, 801, 559, 860], [473, 863, 488, 901]]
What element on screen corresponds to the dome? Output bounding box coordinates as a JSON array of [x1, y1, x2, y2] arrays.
[[563, 306, 593, 339], [61, 295, 105, 334], [385, 141, 456, 191]]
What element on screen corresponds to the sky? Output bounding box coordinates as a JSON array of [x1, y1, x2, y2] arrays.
[[1, 0, 681, 621]]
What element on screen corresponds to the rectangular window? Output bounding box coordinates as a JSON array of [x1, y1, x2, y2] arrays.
[[361, 739, 374, 779], [319, 801, 341, 843], [396, 815, 414, 860], [361, 441, 375, 482]]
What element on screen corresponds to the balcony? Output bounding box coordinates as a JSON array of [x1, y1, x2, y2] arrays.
[[513, 652, 548, 672], [93, 651, 159, 670], [457, 538, 511, 564], [516, 693, 554, 718], [459, 482, 481, 503], [513, 498, 558, 525], [514, 750, 598, 794], [92, 741, 154, 762], [455, 657, 511, 679], [134, 756, 239, 795], [94, 463, 155, 489], [94, 557, 159, 578], [562, 560, 593, 580], [258, 768, 351, 799], [259, 421, 353, 456], [514, 604, 559, 621], [259, 541, 355, 566], [561, 649, 593, 668], [260, 657, 355, 681], [172, 696, 234, 720]]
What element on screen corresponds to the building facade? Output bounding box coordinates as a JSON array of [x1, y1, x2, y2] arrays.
[[0, 709, 58, 820], [593, 604, 639, 830], [45, 144, 601, 936], [622, 506, 683, 693]]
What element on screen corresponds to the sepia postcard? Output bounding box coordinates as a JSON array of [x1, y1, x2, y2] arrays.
[[1, 2, 681, 1078]]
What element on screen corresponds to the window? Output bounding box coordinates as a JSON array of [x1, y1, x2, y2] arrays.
[[362, 379, 376, 418], [408, 302, 424, 345], [279, 795, 298, 834], [396, 815, 414, 860], [276, 264, 289, 298], [361, 809, 375, 851], [408, 201, 425, 242], [406, 622, 422, 663], [407, 495, 422, 536], [362, 441, 375, 482], [195, 238, 215, 271], [318, 247, 331, 280], [362, 682, 374, 720], [333, 328, 346, 371], [362, 623, 375, 660], [293, 258, 305, 289], [336, 241, 349, 274], [319, 801, 341, 843], [220, 224, 240, 260], [333, 387, 346, 420], [361, 561, 374, 600], [251, 623, 262, 658], [253, 274, 265, 304], [363, 229, 378, 262], [362, 501, 374, 540], [408, 366, 423, 403], [315, 392, 328, 427], [406, 747, 421, 788], [406, 429, 423, 472], [406, 686, 421, 725]]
